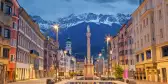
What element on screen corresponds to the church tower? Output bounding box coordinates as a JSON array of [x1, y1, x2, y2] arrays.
[[66, 37, 72, 55]]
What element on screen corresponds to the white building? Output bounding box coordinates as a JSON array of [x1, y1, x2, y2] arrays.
[[16, 8, 45, 80], [58, 50, 66, 77]]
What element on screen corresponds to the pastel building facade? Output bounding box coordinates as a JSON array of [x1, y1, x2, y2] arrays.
[[0, 0, 13, 83], [16, 8, 45, 80], [76, 59, 84, 76], [44, 37, 58, 77], [7, 0, 19, 82], [69, 56, 76, 73], [118, 24, 129, 79], [154, 0, 168, 83], [58, 50, 66, 77], [132, 0, 155, 81], [111, 35, 119, 75], [126, 19, 135, 78], [95, 56, 104, 76]]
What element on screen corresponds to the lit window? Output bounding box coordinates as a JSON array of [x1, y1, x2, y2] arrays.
[[146, 50, 151, 59]]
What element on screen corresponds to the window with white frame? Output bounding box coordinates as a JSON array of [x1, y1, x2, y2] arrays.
[[4, 29, 10, 38]]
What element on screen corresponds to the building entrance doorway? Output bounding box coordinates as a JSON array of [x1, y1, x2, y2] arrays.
[[0, 65, 5, 84], [162, 68, 167, 83]]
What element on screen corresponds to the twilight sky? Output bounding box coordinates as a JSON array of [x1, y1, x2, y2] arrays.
[[18, 0, 139, 21]]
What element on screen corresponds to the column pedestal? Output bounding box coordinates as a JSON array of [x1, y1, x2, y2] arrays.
[[84, 64, 94, 79]]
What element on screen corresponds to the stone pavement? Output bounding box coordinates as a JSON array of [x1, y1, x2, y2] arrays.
[[8, 78, 53, 84], [58, 79, 127, 84], [136, 80, 168, 84], [55, 79, 75, 84]]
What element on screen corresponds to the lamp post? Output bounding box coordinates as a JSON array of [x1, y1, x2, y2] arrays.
[[106, 35, 111, 80], [53, 24, 59, 82], [53, 24, 59, 43], [63, 50, 67, 78]]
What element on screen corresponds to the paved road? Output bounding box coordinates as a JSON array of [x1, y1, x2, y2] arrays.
[[136, 80, 168, 84], [8, 78, 53, 84]]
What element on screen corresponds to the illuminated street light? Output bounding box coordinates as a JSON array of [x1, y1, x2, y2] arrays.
[[99, 53, 102, 57], [105, 35, 112, 80], [64, 50, 67, 55], [53, 24, 59, 43], [53, 24, 59, 83], [106, 37, 111, 42], [110, 50, 113, 55], [53, 24, 59, 31]]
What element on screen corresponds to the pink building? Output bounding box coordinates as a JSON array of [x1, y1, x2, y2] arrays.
[[118, 24, 128, 79]]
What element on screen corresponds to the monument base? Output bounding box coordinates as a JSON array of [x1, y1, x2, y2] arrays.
[[84, 64, 94, 80]]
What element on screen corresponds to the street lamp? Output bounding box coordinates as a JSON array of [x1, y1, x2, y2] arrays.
[[64, 50, 67, 55], [53, 24, 59, 83], [105, 35, 112, 80], [53, 24, 59, 43], [99, 53, 102, 57]]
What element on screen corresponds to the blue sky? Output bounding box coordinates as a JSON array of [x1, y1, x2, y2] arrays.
[[18, 0, 139, 20]]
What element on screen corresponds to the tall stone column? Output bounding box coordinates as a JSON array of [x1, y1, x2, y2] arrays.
[[86, 25, 91, 64], [84, 25, 94, 78]]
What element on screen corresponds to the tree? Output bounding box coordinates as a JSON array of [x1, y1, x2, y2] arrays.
[[69, 72, 76, 77], [114, 65, 124, 79]]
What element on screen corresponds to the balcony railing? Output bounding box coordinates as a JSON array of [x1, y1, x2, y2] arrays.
[[5, 0, 13, 6]]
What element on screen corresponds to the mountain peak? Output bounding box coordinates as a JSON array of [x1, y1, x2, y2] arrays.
[[31, 13, 131, 32], [30, 13, 131, 56]]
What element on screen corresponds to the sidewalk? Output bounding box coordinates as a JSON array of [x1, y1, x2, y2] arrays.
[[136, 80, 168, 84], [55, 79, 75, 84], [8, 78, 53, 84]]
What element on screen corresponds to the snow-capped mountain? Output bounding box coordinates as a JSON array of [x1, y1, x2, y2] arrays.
[[31, 13, 131, 57], [31, 13, 130, 32]]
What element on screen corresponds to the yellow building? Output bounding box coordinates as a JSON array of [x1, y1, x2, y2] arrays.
[[132, 0, 156, 81], [76, 59, 84, 76], [154, 0, 168, 83], [0, 0, 13, 83], [132, 0, 168, 83]]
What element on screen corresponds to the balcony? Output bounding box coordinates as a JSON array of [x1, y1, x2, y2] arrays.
[[30, 50, 39, 58], [5, 0, 13, 6], [0, 11, 12, 26], [12, 13, 19, 19]]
